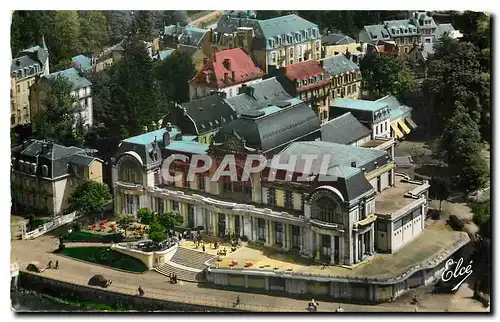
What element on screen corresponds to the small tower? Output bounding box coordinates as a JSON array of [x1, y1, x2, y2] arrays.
[[41, 35, 50, 76]]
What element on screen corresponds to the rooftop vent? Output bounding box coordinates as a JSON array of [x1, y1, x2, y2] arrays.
[[351, 161, 357, 168]]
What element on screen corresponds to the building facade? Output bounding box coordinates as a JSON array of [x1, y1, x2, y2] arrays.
[[320, 55, 362, 101], [189, 48, 264, 100], [10, 39, 50, 127], [321, 33, 361, 59], [112, 100, 429, 265], [11, 140, 103, 216], [359, 21, 421, 57], [30, 68, 93, 129], [272, 60, 331, 123]]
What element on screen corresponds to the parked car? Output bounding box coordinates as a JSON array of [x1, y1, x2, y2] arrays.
[[88, 274, 112, 288], [26, 261, 45, 273]]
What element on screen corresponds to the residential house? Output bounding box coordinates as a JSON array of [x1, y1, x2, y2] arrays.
[[435, 23, 463, 41], [111, 114, 429, 264], [359, 20, 421, 57], [409, 11, 438, 43], [10, 38, 50, 127], [71, 54, 93, 73], [375, 95, 417, 140], [11, 139, 103, 216], [321, 33, 361, 60], [189, 48, 264, 100], [321, 112, 371, 147], [271, 60, 330, 123], [166, 92, 237, 145], [210, 26, 255, 54], [177, 26, 211, 56], [362, 40, 400, 57], [407, 43, 435, 78], [93, 40, 124, 72], [225, 76, 294, 115], [252, 15, 322, 73], [320, 55, 362, 101], [30, 68, 93, 128]]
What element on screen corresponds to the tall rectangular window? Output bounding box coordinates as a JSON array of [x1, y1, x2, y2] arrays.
[[172, 200, 179, 212], [284, 191, 293, 209], [275, 222, 283, 245], [198, 175, 205, 191], [267, 187, 276, 206], [257, 218, 266, 241]]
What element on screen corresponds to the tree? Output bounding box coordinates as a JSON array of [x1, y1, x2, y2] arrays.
[[359, 53, 416, 99], [157, 212, 184, 234], [50, 11, 81, 64], [137, 207, 155, 225], [429, 177, 450, 211], [423, 37, 490, 140], [131, 11, 154, 41], [148, 221, 167, 244], [472, 202, 490, 228], [78, 11, 110, 54], [32, 76, 84, 146], [116, 215, 135, 238], [154, 51, 196, 104], [68, 180, 112, 216], [11, 10, 54, 57], [107, 37, 166, 138], [107, 11, 134, 42], [439, 110, 489, 193]]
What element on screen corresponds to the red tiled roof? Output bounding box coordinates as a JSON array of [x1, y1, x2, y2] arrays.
[[284, 60, 325, 81], [284, 60, 329, 92], [190, 48, 264, 89]]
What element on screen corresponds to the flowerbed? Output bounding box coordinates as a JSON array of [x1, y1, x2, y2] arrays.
[[64, 231, 124, 243], [62, 247, 148, 273]]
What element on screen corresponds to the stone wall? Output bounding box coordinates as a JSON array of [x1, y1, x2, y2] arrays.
[[18, 271, 240, 312]]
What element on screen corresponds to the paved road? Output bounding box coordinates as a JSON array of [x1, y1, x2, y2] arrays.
[[11, 235, 488, 312]]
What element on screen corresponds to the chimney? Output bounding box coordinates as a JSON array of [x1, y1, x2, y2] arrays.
[[351, 161, 357, 168], [231, 70, 236, 81], [162, 131, 170, 147], [223, 58, 231, 70], [16, 59, 21, 66], [166, 122, 172, 131]]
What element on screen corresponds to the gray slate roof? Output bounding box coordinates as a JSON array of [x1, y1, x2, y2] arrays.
[[320, 54, 359, 77], [179, 94, 237, 135], [11, 45, 48, 79], [218, 98, 320, 154], [321, 112, 371, 145], [225, 77, 294, 114], [47, 68, 92, 90], [321, 33, 356, 46], [274, 141, 387, 201], [11, 140, 99, 179]]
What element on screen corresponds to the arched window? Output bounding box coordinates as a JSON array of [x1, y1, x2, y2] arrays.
[[312, 196, 343, 224], [118, 158, 142, 184]]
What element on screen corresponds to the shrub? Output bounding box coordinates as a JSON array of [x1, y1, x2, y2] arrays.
[[240, 235, 248, 242]]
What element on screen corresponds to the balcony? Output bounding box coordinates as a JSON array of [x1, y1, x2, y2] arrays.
[[114, 181, 144, 191]]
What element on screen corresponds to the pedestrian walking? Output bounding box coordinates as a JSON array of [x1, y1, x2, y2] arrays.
[[202, 244, 206, 252], [47, 261, 52, 269], [138, 286, 144, 296], [55, 261, 59, 269]]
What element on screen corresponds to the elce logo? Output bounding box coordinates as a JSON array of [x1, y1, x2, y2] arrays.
[[441, 258, 473, 291]]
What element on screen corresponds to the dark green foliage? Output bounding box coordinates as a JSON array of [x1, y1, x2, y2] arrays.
[[154, 51, 196, 104], [63, 247, 148, 272], [64, 231, 124, 243], [68, 180, 112, 215], [423, 37, 490, 141], [472, 202, 490, 228], [148, 222, 166, 244], [11, 10, 53, 56], [107, 11, 133, 42], [78, 11, 110, 53], [131, 11, 154, 41], [106, 37, 167, 138], [50, 11, 82, 64], [429, 177, 450, 210], [32, 76, 84, 146], [359, 53, 416, 99], [157, 212, 184, 233], [439, 110, 489, 193], [137, 207, 155, 225]]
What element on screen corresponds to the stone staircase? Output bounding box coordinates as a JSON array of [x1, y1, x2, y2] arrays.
[[154, 246, 215, 283], [155, 263, 205, 282], [170, 247, 215, 270]]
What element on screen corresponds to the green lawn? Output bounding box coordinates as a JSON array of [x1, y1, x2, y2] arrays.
[[64, 231, 124, 243], [62, 247, 148, 273]]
